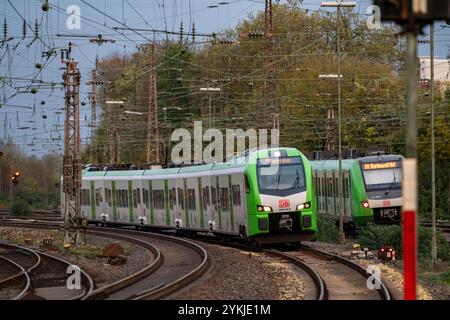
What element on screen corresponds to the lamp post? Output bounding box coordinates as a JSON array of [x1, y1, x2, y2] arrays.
[[320, 1, 355, 244]]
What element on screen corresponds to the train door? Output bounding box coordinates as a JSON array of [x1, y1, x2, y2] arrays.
[[344, 171, 351, 218], [218, 174, 231, 233], [186, 177, 200, 229], [176, 177, 186, 229], [210, 175, 221, 232], [201, 175, 214, 232], [103, 180, 113, 222], [115, 179, 129, 223], [230, 173, 245, 236], [80, 179, 90, 219], [136, 179, 146, 225], [141, 179, 152, 225], [167, 178, 177, 228], [151, 179, 165, 226]]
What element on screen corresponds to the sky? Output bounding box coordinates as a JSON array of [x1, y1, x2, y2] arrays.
[[0, 0, 449, 158]]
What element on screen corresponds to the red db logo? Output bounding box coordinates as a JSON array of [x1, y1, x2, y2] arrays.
[[383, 200, 391, 207], [278, 199, 290, 208]]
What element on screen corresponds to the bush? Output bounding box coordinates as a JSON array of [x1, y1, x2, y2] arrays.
[[312, 216, 339, 243], [356, 223, 450, 261], [11, 199, 31, 216]]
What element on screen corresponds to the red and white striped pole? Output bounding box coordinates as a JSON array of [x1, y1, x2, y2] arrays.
[[403, 31, 418, 300], [403, 159, 417, 300]]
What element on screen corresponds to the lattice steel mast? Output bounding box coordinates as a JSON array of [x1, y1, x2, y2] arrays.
[[61, 43, 82, 245]]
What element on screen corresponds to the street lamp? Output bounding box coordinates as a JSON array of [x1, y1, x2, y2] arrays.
[[320, 0, 355, 244]]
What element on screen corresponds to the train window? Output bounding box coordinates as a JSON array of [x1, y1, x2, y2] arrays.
[[178, 188, 184, 210], [137, 188, 141, 205], [232, 184, 241, 206], [125, 190, 129, 208], [335, 178, 338, 198], [187, 188, 196, 211], [95, 189, 100, 206], [143, 189, 148, 209], [220, 187, 230, 212], [153, 190, 162, 209], [244, 175, 250, 193], [169, 188, 175, 209], [202, 187, 210, 210], [211, 186, 217, 207], [99, 188, 103, 203], [133, 190, 137, 208]]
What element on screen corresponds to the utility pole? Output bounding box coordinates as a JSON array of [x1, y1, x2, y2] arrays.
[[87, 68, 98, 163], [430, 23, 437, 270], [106, 100, 123, 165], [264, 0, 278, 130], [320, 1, 355, 244], [146, 44, 160, 164], [61, 42, 82, 246]]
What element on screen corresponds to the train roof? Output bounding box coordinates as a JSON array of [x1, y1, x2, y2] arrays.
[[310, 154, 403, 171], [81, 147, 306, 178], [310, 159, 356, 171]]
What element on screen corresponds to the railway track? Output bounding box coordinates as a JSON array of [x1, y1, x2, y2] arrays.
[[1, 217, 391, 300], [0, 220, 210, 300], [0, 242, 94, 300], [281, 245, 392, 300], [195, 237, 392, 300]]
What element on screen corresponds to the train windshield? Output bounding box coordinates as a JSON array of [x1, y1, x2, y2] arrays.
[[257, 157, 306, 195], [361, 161, 402, 192]]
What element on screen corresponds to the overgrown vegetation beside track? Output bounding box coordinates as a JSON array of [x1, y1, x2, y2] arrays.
[[356, 223, 450, 262]]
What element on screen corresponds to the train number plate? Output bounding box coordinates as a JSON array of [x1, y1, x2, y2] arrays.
[[380, 208, 398, 218]]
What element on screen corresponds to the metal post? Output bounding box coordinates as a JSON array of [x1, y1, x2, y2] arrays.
[[9, 176, 13, 210], [403, 31, 418, 300], [430, 23, 437, 270], [337, 3, 345, 244], [146, 44, 160, 164]]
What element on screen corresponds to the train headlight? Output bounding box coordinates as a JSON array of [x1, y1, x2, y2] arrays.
[[296, 202, 311, 210], [361, 200, 370, 208], [257, 205, 272, 212]]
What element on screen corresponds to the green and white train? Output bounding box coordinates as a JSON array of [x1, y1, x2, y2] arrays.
[[63, 147, 317, 244], [311, 154, 403, 227]]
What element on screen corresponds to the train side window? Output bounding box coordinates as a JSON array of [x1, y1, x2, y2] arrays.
[[220, 187, 230, 212], [133, 190, 137, 208], [211, 186, 217, 208], [232, 184, 241, 206], [95, 189, 100, 206], [202, 187, 210, 210], [125, 190, 129, 208], [244, 175, 250, 193], [177, 188, 184, 210], [187, 188, 196, 211], [143, 189, 149, 209]]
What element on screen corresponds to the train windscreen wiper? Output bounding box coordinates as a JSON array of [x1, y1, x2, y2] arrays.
[[385, 171, 397, 195]]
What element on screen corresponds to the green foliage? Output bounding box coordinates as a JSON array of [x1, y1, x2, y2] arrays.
[[312, 216, 339, 243], [11, 199, 31, 216], [429, 269, 450, 285], [357, 224, 450, 261]]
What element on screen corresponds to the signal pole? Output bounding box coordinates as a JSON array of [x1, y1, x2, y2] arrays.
[[264, 0, 279, 130], [87, 68, 98, 163], [430, 23, 437, 270], [146, 44, 160, 164], [61, 42, 82, 246]]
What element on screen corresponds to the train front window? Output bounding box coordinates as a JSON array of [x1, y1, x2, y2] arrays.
[[257, 157, 306, 195], [361, 161, 402, 192]]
